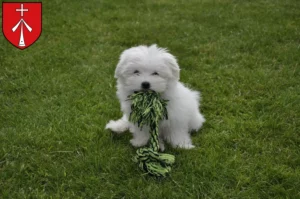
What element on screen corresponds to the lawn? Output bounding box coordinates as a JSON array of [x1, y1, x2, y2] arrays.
[[1, 0, 299, 198]]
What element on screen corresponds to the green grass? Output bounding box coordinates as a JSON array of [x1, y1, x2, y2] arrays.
[[1, 0, 300, 198]]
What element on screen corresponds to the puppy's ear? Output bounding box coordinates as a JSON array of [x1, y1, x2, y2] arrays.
[[114, 51, 128, 79], [114, 61, 123, 79], [164, 53, 180, 80]]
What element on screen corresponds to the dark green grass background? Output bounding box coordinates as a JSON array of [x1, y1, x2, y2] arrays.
[[1, 0, 299, 198]]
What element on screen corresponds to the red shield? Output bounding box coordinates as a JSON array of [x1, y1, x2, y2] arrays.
[[2, 2, 42, 50]]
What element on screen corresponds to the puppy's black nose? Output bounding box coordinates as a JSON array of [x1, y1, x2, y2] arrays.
[[141, 82, 150, 89]]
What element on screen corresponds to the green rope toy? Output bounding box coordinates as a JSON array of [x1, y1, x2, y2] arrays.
[[128, 91, 175, 177]]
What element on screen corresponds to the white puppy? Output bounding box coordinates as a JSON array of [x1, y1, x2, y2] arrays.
[[106, 44, 205, 150]]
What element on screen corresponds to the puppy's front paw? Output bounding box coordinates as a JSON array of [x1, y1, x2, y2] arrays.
[[168, 134, 195, 150], [105, 120, 118, 131], [130, 138, 148, 147], [159, 144, 165, 152], [171, 141, 195, 149], [159, 140, 165, 151], [105, 120, 128, 134], [179, 143, 195, 149]]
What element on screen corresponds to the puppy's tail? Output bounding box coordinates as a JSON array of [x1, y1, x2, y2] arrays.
[[189, 112, 205, 132], [189, 91, 205, 132], [105, 115, 129, 134]]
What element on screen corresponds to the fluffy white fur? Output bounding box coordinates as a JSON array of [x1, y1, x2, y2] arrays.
[[106, 44, 205, 150]]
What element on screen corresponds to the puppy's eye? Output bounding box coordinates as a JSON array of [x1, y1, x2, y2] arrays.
[[134, 70, 139, 74], [152, 72, 159, 76]]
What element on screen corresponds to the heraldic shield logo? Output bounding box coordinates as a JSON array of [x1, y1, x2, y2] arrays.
[[2, 2, 42, 50]]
